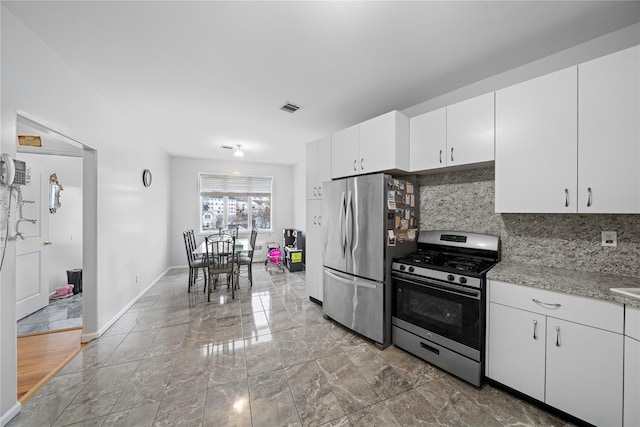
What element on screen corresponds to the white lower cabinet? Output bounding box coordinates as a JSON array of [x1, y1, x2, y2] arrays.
[[305, 200, 323, 302], [545, 317, 623, 427], [487, 280, 624, 426], [488, 303, 546, 401], [624, 306, 640, 427]]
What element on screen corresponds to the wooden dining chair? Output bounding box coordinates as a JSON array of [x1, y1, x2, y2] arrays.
[[236, 229, 258, 287], [183, 230, 208, 293], [204, 234, 237, 301]]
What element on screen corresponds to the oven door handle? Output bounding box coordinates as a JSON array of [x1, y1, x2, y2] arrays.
[[393, 272, 481, 300]]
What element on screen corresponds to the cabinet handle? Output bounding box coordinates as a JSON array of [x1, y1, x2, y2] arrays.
[[532, 319, 538, 340], [313, 186, 317, 197], [318, 186, 322, 197], [564, 189, 569, 207], [353, 160, 357, 171], [313, 215, 317, 225], [532, 298, 561, 309], [439, 150, 442, 164], [318, 215, 322, 225], [450, 147, 454, 162], [587, 187, 592, 207], [555, 325, 560, 347], [361, 158, 364, 170]]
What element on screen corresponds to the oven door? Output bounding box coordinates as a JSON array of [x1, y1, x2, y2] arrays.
[[392, 271, 483, 354]]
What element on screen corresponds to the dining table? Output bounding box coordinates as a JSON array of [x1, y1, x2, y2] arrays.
[[192, 238, 252, 256]]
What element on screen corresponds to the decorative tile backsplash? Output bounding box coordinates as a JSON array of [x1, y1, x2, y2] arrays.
[[417, 167, 640, 278]]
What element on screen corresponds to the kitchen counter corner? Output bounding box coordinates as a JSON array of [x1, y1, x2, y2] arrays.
[[487, 261, 640, 308]]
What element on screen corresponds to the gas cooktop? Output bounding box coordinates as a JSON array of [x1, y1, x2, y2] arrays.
[[394, 251, 497, 276], [392, 231, 500, 278]]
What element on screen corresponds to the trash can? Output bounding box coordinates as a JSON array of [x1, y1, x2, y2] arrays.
[[67, 269, 83, 295]]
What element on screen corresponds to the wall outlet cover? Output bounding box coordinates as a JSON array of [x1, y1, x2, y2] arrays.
[[602, 231, 617, 247]]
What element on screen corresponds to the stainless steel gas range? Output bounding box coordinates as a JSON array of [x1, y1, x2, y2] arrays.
[[391, 230, 500, 387]]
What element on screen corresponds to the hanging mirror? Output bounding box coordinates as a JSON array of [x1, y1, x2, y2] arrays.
[[49, 173, 63, 213]]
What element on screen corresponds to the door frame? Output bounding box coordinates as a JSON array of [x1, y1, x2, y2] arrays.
[[15, 113, 98, 343]]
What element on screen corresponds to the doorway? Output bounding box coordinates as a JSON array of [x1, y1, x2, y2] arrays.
[[12, 113, 98, 401], [15, 117, 84, 335]]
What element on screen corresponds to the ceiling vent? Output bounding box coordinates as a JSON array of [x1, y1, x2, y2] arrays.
[[280, 102, 301, 113]]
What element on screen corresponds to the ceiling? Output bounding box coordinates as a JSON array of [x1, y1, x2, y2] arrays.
[[3, 1, 639, 165]]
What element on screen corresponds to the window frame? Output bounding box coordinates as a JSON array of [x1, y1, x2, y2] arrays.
[[198, 172, 274, 234]]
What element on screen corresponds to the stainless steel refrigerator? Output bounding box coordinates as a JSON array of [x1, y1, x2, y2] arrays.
[[322, 173, 418, 348]]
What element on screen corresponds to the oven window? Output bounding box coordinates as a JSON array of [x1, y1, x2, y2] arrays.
[[394, 277, 481, 351]]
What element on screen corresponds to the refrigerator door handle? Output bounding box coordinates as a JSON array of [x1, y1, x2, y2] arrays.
[[339, 191, 347, 258], [345, 190, 353, 252], [324, 269, 378, 289]]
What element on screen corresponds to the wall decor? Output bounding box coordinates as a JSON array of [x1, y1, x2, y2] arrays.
[[142, 169, 152, 187], [49, 173, 63, 213]]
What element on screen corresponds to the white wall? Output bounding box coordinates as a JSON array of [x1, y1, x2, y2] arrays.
[[402, 23, 640, 117], [17, 153, 83, 293], [169, 156, 294, 266], [1, 7, 170, 421]]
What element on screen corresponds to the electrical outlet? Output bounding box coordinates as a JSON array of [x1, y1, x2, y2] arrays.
[[601, 231, 617, 247]]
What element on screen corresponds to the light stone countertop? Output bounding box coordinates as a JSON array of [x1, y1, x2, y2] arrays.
[[487, 261, 640, 309]]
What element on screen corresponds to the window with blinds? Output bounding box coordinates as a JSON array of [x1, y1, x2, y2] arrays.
[[199, 174, 273, 233]]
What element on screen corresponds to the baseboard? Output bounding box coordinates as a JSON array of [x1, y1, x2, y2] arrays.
[[0, 401, 21, 427], [81, 267, 172, 343]]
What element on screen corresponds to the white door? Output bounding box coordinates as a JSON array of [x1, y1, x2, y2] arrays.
[[447, 92, 495, 166], [495, 66, 577, 213], [15, 165, 50, 320], [331, 124, 359, 179], [487, 302, 546, 402], [546, 317, 623, 427], [578, 45, 640, 213], [305, 200, 321, 300], [409, 107, 447, 171]]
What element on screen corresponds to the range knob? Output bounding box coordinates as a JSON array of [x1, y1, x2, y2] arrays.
[[408, 266, 415, 273], [447, 274, 455, 281], [459, 277, 467, 284], [399, 265, 406, 271]]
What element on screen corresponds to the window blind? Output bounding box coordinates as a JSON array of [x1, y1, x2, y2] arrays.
[[200, 174, 272, 197]]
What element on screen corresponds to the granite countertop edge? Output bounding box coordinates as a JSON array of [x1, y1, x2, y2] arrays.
[[487, 261, 640, 309]]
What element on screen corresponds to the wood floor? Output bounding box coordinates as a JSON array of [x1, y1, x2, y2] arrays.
[[17, 327, 84, 403]]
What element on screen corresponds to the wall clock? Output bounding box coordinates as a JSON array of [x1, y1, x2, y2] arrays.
[[142, 169, 152, 187]]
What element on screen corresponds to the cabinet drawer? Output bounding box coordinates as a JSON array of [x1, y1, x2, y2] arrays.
[[489, 280, 623, 333], [626, 306, 640, 341]]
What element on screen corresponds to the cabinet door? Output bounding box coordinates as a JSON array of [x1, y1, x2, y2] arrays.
[[316, 135, 332, 199], [306, 140, 319, 200], [495, 66, 577, 213], [409, 108, 446, 171], [487, 303, 546, 401], [305, 200, 322, 300], [447, 92, 495, 166], [546, 317, 623, 427], [578, 45, 640, 213], [331, 124, 359, 179], [359, 111, 409, 174], [624, 336, 640, 427]]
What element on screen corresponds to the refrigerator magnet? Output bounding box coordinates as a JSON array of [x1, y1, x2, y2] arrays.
[[387, 230, 396, 246]]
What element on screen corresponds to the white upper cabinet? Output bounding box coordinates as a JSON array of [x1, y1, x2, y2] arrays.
[[495, 66, 578, 213], [331, 111, 409, 179], [409, 93, 494, 172], [495, 45, 640, 214], [359, 110, 409, 174], [446, 92, 495, 166], [306, 136, 331, 200], [578, 45, 640, 213], [409, 107, 446, 171], [331, 124, 360, 179]]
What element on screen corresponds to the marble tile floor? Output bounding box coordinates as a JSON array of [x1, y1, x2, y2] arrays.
[[8, 267, 574, 427], [17, 293, 83, 336]]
